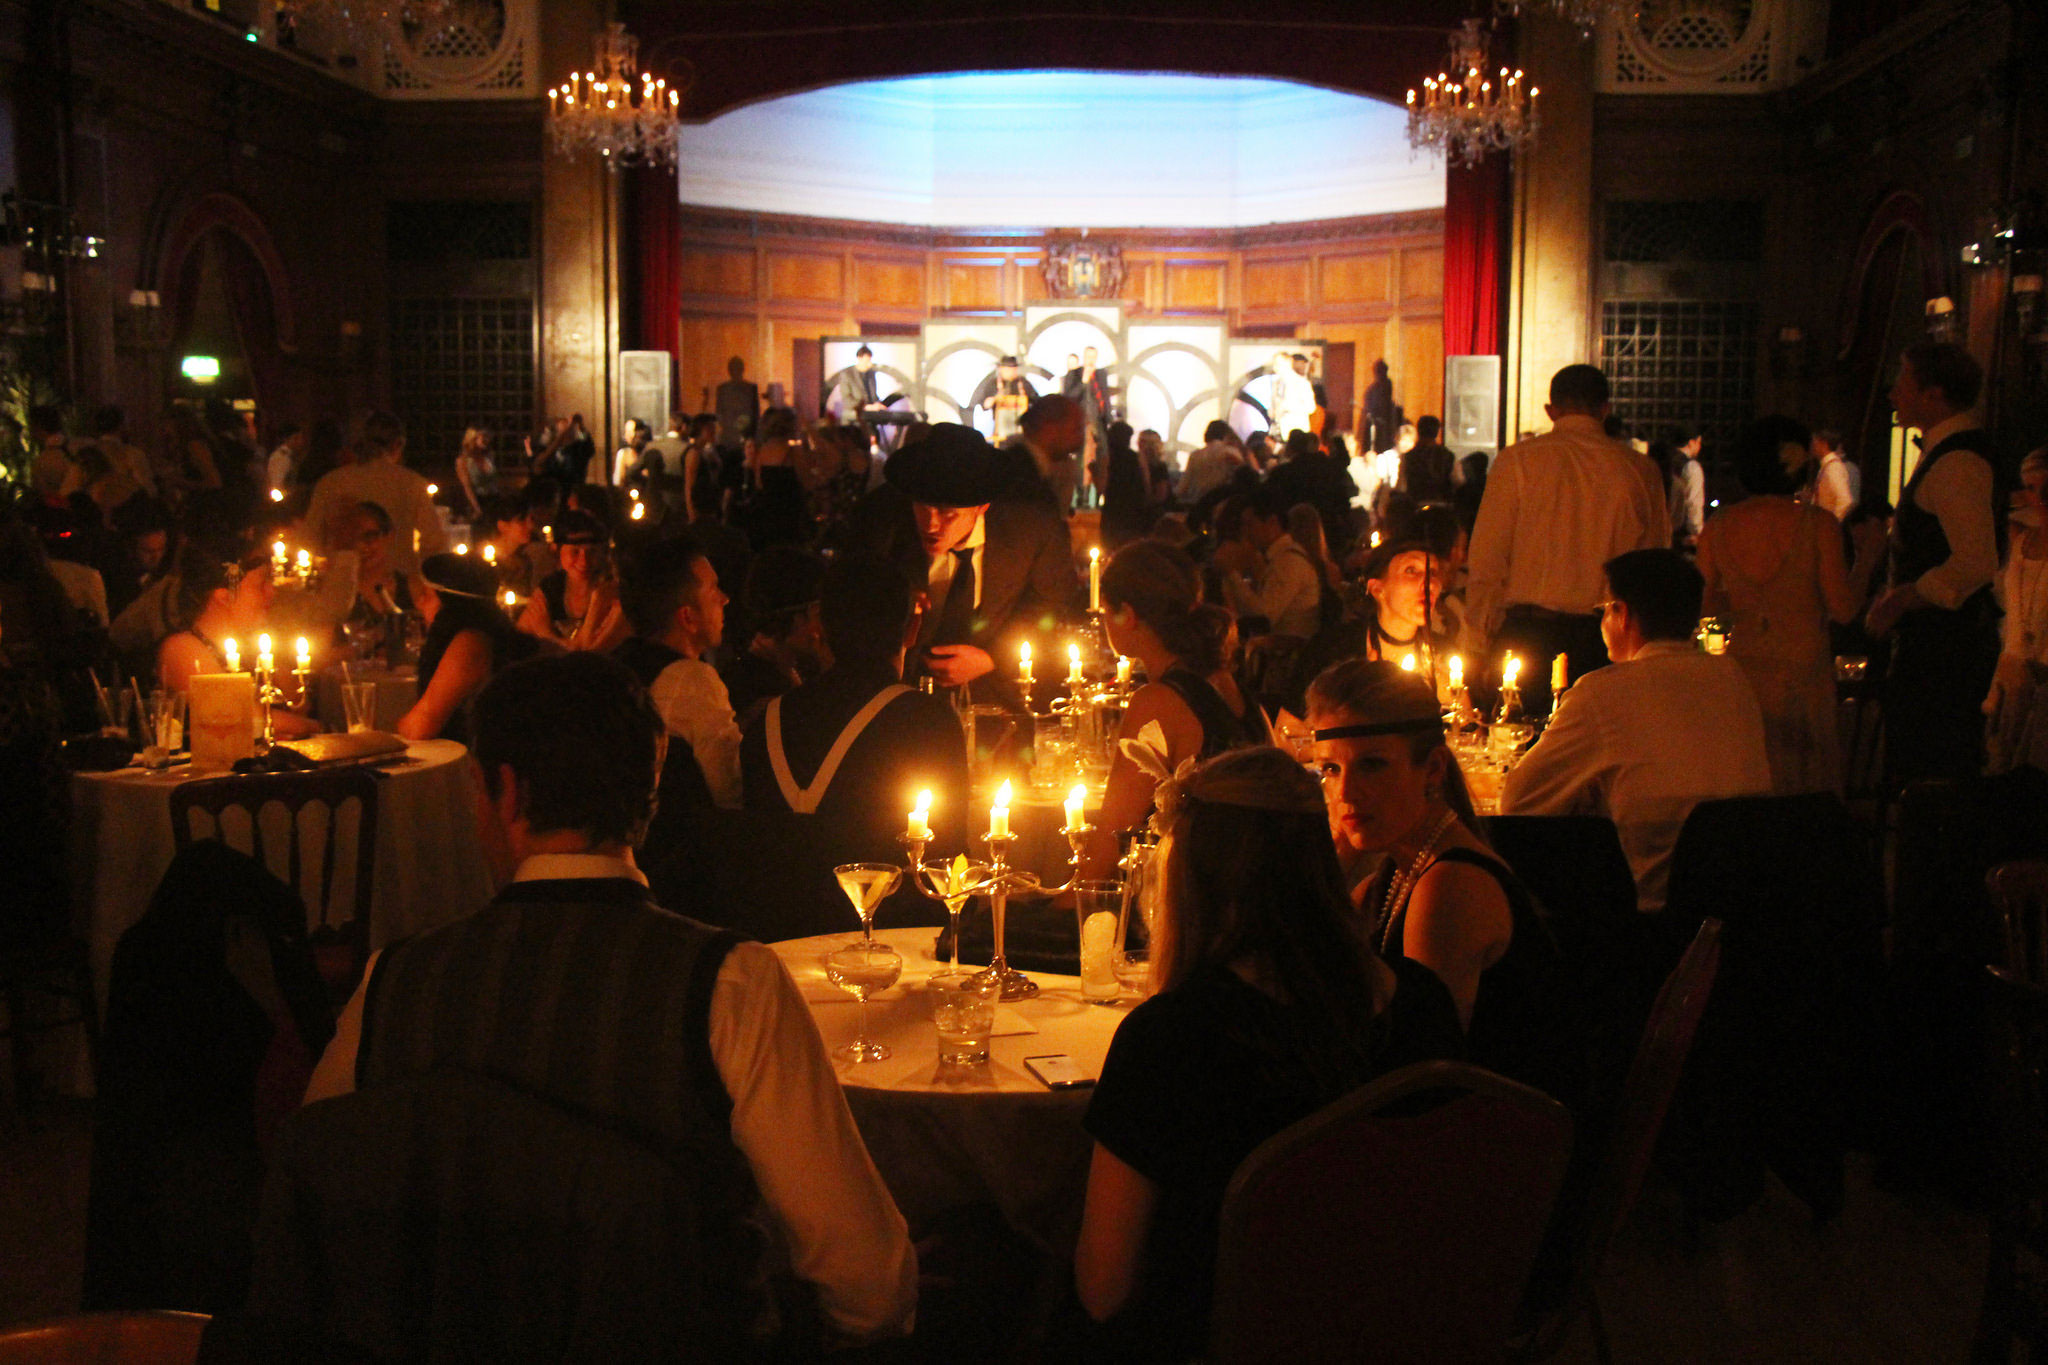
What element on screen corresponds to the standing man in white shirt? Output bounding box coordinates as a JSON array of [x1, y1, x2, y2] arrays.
[[304, 412, 446, 574], [301, 652, 916, 1346], [1501, 549, 1772, 912], [1865, 341, 2003, 781], [1806, 428, 1859, 522], [1265, 350, 1315, 443], [1465, 364, 1670, 714]]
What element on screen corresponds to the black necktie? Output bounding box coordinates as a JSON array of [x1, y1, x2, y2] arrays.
[[862, 371, 876, 403], [935, 548, 976, 643]]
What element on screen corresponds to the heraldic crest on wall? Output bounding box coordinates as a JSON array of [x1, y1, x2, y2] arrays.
[[1042, 238, 1127, 299]]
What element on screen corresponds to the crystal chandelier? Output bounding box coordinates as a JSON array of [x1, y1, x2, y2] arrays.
[[546, 22, 683, 169], [1495, 0, 1639, 41], [1405, 20, 1539, 168]]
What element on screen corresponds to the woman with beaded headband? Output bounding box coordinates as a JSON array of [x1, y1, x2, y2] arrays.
[[1074, 745, 1463, 1358], [1306, 658, 1566, 1102]]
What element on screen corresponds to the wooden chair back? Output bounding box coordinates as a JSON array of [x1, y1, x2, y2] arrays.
[[0, 1311, 208, 1364], [168, 768, 379, 940], [1211, 1060, 1573, 1365], [1989, 861, 2048, 989]]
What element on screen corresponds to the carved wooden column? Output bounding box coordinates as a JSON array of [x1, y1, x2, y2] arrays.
[[538, 0, 617, 448]]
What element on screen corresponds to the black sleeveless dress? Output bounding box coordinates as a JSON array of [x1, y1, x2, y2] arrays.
[[1373, 845, 1578, 1108], [1158, 664, 1268, 760]]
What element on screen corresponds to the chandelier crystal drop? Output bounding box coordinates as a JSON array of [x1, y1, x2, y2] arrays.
[[1495, 0, 1638, 41], [1405, 20, 1539, 168], [546, 22, 683, 169]]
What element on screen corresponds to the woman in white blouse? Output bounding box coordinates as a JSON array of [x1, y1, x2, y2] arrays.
[[1987, 448, 2048, 773]]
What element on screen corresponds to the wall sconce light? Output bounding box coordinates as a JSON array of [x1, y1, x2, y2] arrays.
[[1769, 324, 1813, 383], [116, 288, 169, 350], [180, 355, 222, 384], [1926, 296, 1959, 343]]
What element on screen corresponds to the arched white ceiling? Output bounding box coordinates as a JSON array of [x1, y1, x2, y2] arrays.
[[674, 71, 1444, 229]]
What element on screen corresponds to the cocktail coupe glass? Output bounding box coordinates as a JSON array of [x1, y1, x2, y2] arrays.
[[824, 939, 902, 1064], [902, 818, 1094, 1002], [916, 855, 995, 978], [832, 862, 903, 947]]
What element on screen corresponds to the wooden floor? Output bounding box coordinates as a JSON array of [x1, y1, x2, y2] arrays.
[[0, 1088, 1986, 1361]]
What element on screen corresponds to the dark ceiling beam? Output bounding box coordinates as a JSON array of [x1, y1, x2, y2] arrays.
[[620, 1, 1472, 117]]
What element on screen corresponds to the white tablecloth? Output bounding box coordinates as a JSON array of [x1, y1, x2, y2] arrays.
[[771, 926, 1129, 1251], [68, 739, 493, 1003]]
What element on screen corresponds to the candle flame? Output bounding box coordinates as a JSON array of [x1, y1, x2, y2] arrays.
[[1068, 784, 1086, 807], [1503, 654, 1522, 684], [1449, 654, 1465, 684], [994, 780, 1012, 809], [1020, 641, 1031, 664], [294, 636, 309, 655], [1090, 547, 1101, 562], [1400, 653, 1418, 672], [269, 488, 284, 502], [455, 543, 469, 555], [917, 789, 932, 811], [426, 483, 438, 496], [482, 544, 496, 563], [1069, 643, 1081, 664], [257, 633, 272, 654], [273, 540, 286, 559]]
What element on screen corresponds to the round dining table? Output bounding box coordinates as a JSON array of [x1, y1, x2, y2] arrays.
[[770, 925, 1130, 1253], [67, 739, 493, 1008], [311, 664, 418, 733]]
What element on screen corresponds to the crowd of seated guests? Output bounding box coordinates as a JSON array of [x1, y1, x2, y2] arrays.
[[11, 338, 2048, 1357]]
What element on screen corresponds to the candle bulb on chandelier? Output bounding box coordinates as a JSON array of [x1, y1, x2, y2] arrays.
[[1067, 642, 1084, 686], [1019, 641, 1033, 687], [1449, 654, 1465, 688], [989, 780, 1012, 841], [1064, 784, 1086, 834], [223, 638, 240, 673]]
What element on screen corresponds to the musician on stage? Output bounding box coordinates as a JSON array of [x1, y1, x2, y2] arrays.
[[972, 355, 1038, 443], [827, 346, 890, 427]]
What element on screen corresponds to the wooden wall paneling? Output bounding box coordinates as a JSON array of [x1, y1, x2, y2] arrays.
[[1397, 314, 1445, 426], [1401, 245, 1445, 304], [1242, 255, 1311, 313], [942, 258, 1006, 311], [1163, 259, 1227, 312], [678, 314, 761, 413], [679, 245, 756, 299], [1020, 256, 1051, 305], [767, 250, 845, 303], [854, 254, 925, 310], [1319, 249, 1393, 307]]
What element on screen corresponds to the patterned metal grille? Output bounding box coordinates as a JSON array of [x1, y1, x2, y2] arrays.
[[388, 297, 534, 462], [1603, 200, 1763, 263], [1599, 300, 1757, 446], [387, 201, 533, 265]]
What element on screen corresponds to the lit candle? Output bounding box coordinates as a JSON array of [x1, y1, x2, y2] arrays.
[[1370, 530, 1382, 550], [630, 502, 645, 521], [1449, 654, 1465, 687], [269, 488, 284, 503], [295, 549, 311, 578], [503, 590, 518, 609], [989, 780, 1012, 840], [1019, 640, 1034, 686], [222, 637, 240, 672], [271, 540, 288, 574], [256, 633, 274, 675], [482, 544, 496, 564], [1067, 642, 1084, 685], [1551, 654, 1568, 695], [1116, 655, 1132, 686], [425, 483, 438, 497], [1064, 784, 1086, 833], [1400, 652, 1417, 672], [1502, 654, 1522, 689], [629, 487, 640, 501], [1089, 547, 1102, 613], [454, 543, 469, 556], [294, 636, 310, 671], [908, 790, 932, 841], [413, 529, 421, 554]]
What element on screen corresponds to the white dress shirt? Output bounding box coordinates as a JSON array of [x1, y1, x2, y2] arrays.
[[304, 458, 447, 573], [1903, 413, 1999, 611], [1268, 369, 1315, 439], [1465, 415, 1671, 643], [1179, 440, 1244, 504], [649, 657, 743, 807], [1223, 533, 1322, 639], [924, 511, 986, 616], [1812, 452, 1856, 522], [306, 853, 919, 1341], [1500, 641, 1772, 912]]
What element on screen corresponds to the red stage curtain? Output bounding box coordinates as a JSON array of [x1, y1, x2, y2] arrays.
[[623, 166, 681, 388], [1443, 156, 1509, 357]]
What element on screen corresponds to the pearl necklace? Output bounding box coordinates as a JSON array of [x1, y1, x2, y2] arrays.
[[1376, 808, 1460, 954]]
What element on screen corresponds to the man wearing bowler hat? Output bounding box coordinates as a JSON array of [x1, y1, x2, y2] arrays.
[[847, 423, 1076, 705]]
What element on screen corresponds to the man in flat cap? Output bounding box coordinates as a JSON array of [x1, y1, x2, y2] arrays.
[[972, 354, 1037, 444], [847, 423, 1077, 702]]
